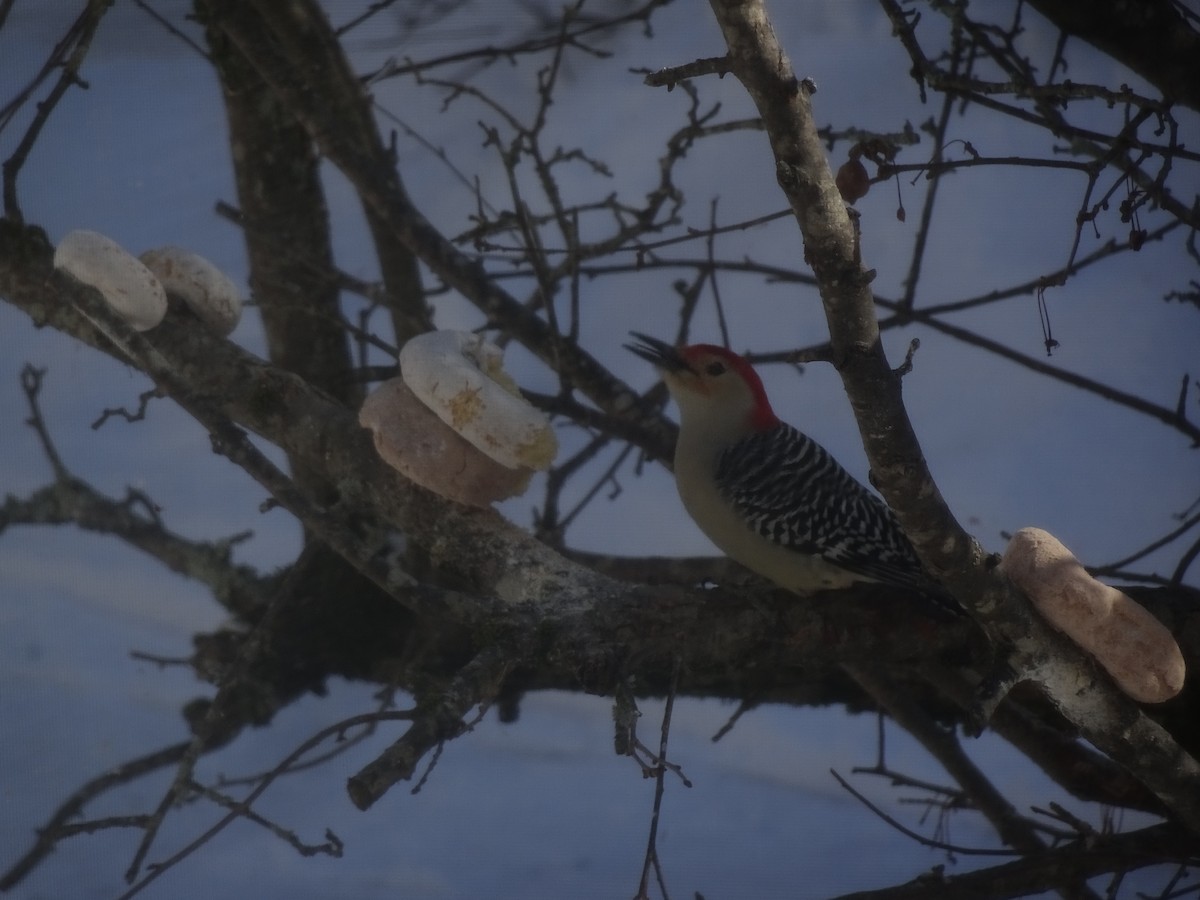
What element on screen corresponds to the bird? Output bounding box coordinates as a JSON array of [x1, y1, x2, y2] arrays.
[[626, 332, 956, 612]]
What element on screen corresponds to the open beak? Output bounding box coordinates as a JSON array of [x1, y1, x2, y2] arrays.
[[625, 332, 691, 373]]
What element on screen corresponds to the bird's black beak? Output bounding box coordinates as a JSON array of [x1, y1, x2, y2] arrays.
[[625, 332, 691, 373]]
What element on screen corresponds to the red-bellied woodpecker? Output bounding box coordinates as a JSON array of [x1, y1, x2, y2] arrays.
[[627, 332, 956, 610]]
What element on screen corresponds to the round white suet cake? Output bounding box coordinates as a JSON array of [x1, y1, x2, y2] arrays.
[[54, 230, 167, 331], [360, 377, 533, 508], [399, 330, 558, 471], [140, 246, 242, 336]]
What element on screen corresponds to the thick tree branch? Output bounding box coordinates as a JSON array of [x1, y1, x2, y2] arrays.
[[0, 214, 985, 687]]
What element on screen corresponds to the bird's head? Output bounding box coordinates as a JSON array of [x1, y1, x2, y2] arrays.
[[626, 332, 779, 434]]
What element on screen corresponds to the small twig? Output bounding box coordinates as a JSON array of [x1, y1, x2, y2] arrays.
[[535, 431, 613, 543], [850, 764, 963, 806], [123, 548, 322, 883], [2, 0, 112, 221], [552, 443, 634, 537], [872, 295, 1200, 445], [884, 154, 1094, 180], [711, 698, 754, 743], [410, 740, 446, 795], [843, 664, 1097, 890], [1145, 864, 1194, 900], [131, 0, 210, 59], [333, 0, 404, 36], [893, 338, 921, 377], [19, 364, 68, 480], [1170, 534, 1200, 587], [1030, 802, 1099, 839], [628, 207, 792, 255], [896, 37, 962, 310], [614, 683, 694, 789], [0, 741, 192, 892], [347, 646, 516, 810], [830, 769, 1018, 858], [360, 0, 667, 83], [1090, 509, 1200, 576], [705, 197, 731, 349], [185, 780, 343, 858], [634, 659, 687, 900], [91, 386, 163, 429], [115, 711, 413, 900], [0, 469, 266, 622], [129, 651, 191, 668], [215, 713, 386, 789], [54, 815, 153, 838], [642, 55, 732, 90], [875, 711, 886, 770], [1036, 283, 1059, 355], [412, 661, 496, 797]]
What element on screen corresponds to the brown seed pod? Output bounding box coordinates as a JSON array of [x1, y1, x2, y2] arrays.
[[835, 158, 871, 204]]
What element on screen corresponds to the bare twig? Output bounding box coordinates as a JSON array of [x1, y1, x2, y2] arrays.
[[1091, 510, 1200, 577], [633, 659, 687, 900], [91, 386, 164, 429], [18, 364, 68, 479], [828, 820, 1195, 900], [2, 0, 112, 221], [361, 0, 669, 83], [185, 780, 344, 858], [846, 667, 1074, 857], [131, 0, 210, 58], [643, 54, 732, 89], [874, 295, 1200, 445], [115, 711, 412, 900], [0, 741, 192, 891], [830, 768, 1017, 858]]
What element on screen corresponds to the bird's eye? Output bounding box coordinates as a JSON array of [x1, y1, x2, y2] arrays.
[[705, 361, 726, 376]]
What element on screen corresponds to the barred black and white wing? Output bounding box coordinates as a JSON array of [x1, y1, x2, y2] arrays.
[[713, 423, 933, 591]]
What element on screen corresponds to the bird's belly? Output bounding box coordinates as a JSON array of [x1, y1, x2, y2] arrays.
[[677, 476, 869, 592]]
